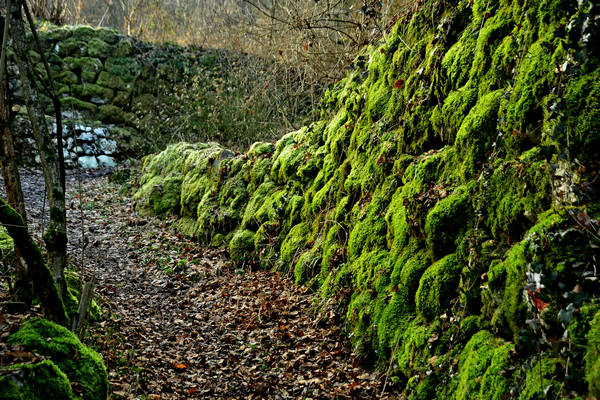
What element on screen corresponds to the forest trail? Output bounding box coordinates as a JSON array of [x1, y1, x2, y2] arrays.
[[13, 170, 400, 399]]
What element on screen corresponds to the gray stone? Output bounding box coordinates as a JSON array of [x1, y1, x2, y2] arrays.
[[90, 96, 107, 105], [99, 138, 117, 155], [97, 155, 117, 168], [78, 156, 98, 169], [66, 138, 74, 150]]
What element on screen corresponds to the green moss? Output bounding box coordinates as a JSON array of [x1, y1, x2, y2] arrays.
[[96, 28, 119, 44], [240, 181, 278, 230], [0, 360, 77, 400], [450, 330, 515, 400], [64, 57, 103, 83], [72, 84, 114, 102], [59, 97, 97, 113], [126, 1, 600, 395], [104, 58, 141, 82], [8, 318, 108, 400], [229, 229, 255, 262], [55, 70, 79, 85], [558, 68, 600, 169], [438, 87, 478, 144], [270, 128, 310, 184], [505, 36, 556, 138], [43, 27, 72, 42], [0, 228, 14, 264], [247, 142, 275, 158], [71, 25, 96, 42], [293, 247, 321, 285], [56, 38, 87, 57], [115, 38, 135, 57], [415, 253, 462, 320], [97, 71, 130, 91], [395, 319, 434, 377], [135, 175, 182, 217], [586, 310, 600, 398], [376, 251, 430, 353], [87, 38, 110, 59], [278, 222, 309, 271], [455, 90, 503, 179], [425, 185, 472, 257], [98, 104, 135, 124], [520, 358, 562, 400]]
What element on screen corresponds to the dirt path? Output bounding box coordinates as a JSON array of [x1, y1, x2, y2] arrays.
[[5, 171, 401, 399]]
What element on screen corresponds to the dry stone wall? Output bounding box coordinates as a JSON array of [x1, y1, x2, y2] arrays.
[[7, 24, 193, 168]]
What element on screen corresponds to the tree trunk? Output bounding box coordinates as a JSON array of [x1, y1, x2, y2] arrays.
[[0, 197, 69, 326], [7, 0, 68, 298], [0, 11, 32, 302]]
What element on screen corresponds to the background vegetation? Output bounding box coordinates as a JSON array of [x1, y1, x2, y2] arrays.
[[27, 0, 413, 150]]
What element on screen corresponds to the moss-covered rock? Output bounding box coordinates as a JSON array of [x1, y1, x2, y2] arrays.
[[7, 318, 108, 400], [96, 71, 128, 91], [72, 83, 114, 103], [59, 96, 97, 113], [55, 38, 88, 57], [64, 57, 103, 83], [87, 38, 111, 59], [229, 229, 256, 262], [0, 360, 78, 400], [415, 253, 462, 320]]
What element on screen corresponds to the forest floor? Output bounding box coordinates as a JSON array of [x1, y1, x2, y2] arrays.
[[1, 170, 402, 399]]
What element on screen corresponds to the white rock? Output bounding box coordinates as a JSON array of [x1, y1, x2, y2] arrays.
[[75, 123, 90, 132], [66, 137, 74, 150], [78, 156, 98, 169], [97, 155, 117, 168], [99, 138, 117, 154], [35, 155, 41, 164], [74, 146, 83, 154], [78, 132, 95, 142], [82, 143, 97, 155], [93, 127, 107, 137]]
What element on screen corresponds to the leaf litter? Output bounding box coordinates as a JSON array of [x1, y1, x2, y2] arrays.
[[1, 169, 402, 399]]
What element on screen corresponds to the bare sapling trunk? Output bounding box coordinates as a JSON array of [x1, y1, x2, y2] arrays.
[[7, 0, 68, 298], [0, 11, 32, 302]]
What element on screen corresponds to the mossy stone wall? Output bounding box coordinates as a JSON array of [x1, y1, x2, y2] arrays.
[[134, 0, 599, 397], [7, 24, 211, 164]]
